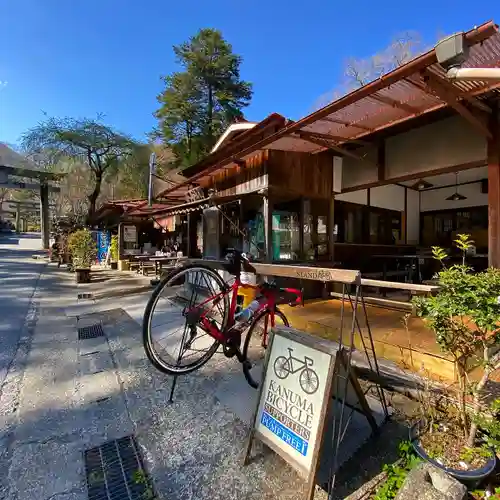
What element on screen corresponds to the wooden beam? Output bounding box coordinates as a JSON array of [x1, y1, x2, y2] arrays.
[[369, 93, 419, 114], [488, 106, 500, 268], [408, 73, 492, 114], [294, 131, 374, 164], [319, 116, 374, 132], [423, 69, 492, 139], [300, 129, 371, 146], [339, 159, 486, 193]]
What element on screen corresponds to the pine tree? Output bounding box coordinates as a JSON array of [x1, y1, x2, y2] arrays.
[[155, 28, 252, 167]]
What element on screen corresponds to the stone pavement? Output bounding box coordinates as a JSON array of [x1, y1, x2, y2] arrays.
[[0, 260, 406, 500]]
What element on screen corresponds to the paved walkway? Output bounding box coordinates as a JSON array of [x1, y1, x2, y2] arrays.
[[0, 249, 405, 500]]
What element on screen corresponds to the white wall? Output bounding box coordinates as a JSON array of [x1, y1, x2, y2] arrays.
[[371, 185, 405, 211], [406, 189, 420, 244], [336, 189, 368, 205], [340, 116, 487, 191], [420, 181, 487, 212], [386, 116, 486, 180]]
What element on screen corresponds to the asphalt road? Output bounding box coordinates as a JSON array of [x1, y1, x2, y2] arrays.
[[0, 232, 45, 388]]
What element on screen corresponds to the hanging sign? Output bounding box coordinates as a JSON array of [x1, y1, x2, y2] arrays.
[[123, 225, 137, 243], [244, 326, 377, 500], [185, 186, 205, 203]]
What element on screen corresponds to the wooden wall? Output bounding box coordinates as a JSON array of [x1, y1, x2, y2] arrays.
[[199, 151, 268, 197], [268, 150, 334, 199]]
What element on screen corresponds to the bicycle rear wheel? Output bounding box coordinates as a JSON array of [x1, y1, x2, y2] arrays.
[[242, 307, 289, 388], [143, 264, 229, 375]]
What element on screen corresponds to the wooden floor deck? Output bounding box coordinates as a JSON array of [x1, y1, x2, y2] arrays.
[[280, 298, 458, 381]]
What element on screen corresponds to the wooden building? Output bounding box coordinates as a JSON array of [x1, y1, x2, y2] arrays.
[[151, 21, 500, 281]]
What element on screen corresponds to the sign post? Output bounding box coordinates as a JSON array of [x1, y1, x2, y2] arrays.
[[148, 152, 156, 207], [244, 326, 379, 500]]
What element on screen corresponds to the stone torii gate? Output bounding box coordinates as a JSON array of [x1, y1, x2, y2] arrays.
[[0, 165, 62, 249]]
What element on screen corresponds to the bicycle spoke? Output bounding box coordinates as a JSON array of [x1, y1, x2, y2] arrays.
[[144, 265, 229, 375]]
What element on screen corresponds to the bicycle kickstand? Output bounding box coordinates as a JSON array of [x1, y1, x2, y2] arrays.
[[168, 374, 178, 403]]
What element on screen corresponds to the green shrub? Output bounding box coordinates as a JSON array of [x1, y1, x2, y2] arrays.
[[110, 235, 119, 262], [374, 441, 421, 500], [68, 229, 96, 269]]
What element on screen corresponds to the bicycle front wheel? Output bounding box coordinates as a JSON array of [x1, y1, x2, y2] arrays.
[[143, 264, 229, 375], [242, 307, 289, 389]]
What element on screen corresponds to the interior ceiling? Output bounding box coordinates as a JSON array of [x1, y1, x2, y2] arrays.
[[401, 165, 488, 189]]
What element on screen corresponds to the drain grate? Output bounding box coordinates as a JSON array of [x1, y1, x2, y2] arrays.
[[78, 292, 94, 300], [78, 323, 105, 340], [85, 436, 155, 500]]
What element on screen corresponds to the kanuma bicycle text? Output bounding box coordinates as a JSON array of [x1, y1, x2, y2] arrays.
[[266, 380, 314, 429]]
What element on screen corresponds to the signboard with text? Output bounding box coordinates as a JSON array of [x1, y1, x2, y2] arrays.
[[123, 225, 137, 243], [245, 326, 377, 500], [255, 332, 331, 475]]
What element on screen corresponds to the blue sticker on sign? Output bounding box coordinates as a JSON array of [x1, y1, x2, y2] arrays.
[[260, 411, 309, 456]]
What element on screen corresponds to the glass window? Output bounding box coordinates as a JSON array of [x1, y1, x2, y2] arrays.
[[272, 211, 300, 261], [317, 215, 328, 256]]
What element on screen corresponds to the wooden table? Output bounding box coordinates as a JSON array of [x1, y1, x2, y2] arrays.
[[128, 254, 156, 275], [149, 256, 187, 277]]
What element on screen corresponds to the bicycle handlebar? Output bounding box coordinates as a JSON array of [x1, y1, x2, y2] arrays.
[[224, 248, 256, 274]]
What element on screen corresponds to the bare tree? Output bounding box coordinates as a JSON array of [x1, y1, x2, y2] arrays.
[[21, 117, 136, 220], [312, 31, 428, 111]]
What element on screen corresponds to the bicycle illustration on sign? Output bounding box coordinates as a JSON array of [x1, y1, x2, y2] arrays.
[[273, 348, 320, 395]]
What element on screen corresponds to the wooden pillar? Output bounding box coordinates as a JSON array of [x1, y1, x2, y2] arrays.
[[299, 197, 305, 260], [403, 186, 408, 244], [488, 106, 500, 268], [263, 194, 274, 263], [15, 204, 21, 233], [39, 182, 50, 249], [186, 213, 191, 257], [328, 196, 335, 262]]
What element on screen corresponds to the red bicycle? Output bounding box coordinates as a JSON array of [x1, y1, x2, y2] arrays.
[[142, 249, 302, 388]]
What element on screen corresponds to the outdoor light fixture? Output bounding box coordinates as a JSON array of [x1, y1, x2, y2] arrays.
[[435, 32, 500, 82], [411, 179, 433, 190], [446, 172, 467, 201]]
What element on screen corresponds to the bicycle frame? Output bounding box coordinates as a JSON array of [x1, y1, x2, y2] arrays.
[[188, 275, 302, 345], [284, 349, 314, 373]]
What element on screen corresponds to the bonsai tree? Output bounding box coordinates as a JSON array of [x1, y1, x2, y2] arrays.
[[413, 234, 500, 452], [110, 235, 119, 262], [68, 229, 97, 270]]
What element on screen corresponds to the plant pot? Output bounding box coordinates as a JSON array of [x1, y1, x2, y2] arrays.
[[409, 420, 497, 488], [110, 262, 118, 270], [75, 268, 91, 284]]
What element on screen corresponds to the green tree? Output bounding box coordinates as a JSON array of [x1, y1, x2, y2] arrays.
[[21, 117, 136, 220], [155, 28, 252, 166]]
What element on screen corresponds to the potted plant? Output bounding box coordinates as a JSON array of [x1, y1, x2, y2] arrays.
[[68, 229, 97, 283], [109, 235, 119, 270], [411, 234, 500, 485]]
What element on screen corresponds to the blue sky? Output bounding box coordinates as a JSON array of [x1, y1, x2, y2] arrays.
[[0, 0, 496, 146]]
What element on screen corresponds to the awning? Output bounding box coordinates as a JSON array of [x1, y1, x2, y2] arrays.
[[155, 20, 500, 197]]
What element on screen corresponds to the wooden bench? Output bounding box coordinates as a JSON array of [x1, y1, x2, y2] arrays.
[[129, 262, 141, 273]]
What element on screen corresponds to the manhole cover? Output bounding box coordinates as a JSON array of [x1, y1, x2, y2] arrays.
[[78, 324, 105, 340], [85, 436, 156, 500], [78, 293, 94, 300]]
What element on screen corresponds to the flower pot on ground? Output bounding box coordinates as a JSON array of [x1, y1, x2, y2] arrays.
[[409, 420, 496, 488], [412, 234, 500, 484], [67, 229, 97, 284], [75, 268, 91, 283]]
